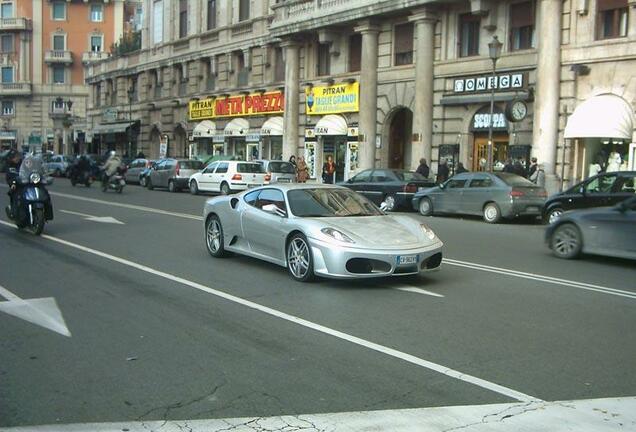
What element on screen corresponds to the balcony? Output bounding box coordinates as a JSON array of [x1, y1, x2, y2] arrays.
[[0, 82, 32, 96], [45, 50, 73, 64], [82, 51, 110, 64], [0, 17, 32, 31]]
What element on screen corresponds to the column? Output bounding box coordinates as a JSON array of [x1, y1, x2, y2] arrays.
[[532, 0, 562, 192], [409, 9, 437, 171], [281, 40, 300, 160], [354, 21, 380, 171]]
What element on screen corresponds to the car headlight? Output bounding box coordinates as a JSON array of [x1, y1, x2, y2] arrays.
[[30, 173, 41, 184], [420, 224, 436, 240], [321, 228, 355, 243]]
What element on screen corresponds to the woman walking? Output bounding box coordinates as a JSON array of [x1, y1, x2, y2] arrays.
[[296, 156, 309, 183]]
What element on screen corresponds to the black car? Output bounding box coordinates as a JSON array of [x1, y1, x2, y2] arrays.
[[340, 168, 436, 211], [546, 196, 636, 260], [543, 171, 636, 224]]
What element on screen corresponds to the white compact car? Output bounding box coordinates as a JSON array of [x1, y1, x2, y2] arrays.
[[189, 160, 270, 195]]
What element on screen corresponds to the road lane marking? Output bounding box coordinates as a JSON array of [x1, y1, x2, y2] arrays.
[[0, 220, 539, 403], [395, 286, 444, 297], [60, 209, 124, 225], [444, 258, 636, 300]]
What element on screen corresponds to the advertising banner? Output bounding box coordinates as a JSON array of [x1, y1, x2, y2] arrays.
[[305, 82, 359, 115], [189, 91, 284, 121]]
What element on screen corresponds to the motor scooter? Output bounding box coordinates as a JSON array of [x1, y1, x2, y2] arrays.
[[5, 168, 54, 236], [101, 166, 126, 193]]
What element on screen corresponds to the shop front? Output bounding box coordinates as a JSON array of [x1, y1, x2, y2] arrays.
[[0, 130, 17, 150], [564, 93, 634, 182], [92, 121, 138, 156], [224, 117, 249, 159], [191, 120, 217, 160], [260, 116, 283, 160], [470, 105, 510, 171]]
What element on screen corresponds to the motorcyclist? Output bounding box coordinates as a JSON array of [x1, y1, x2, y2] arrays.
[[101, 150, 122, 188], [74, 154, 92, 181], [4, 149, 22, 218]]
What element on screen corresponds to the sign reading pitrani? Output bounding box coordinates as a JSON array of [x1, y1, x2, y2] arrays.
[[189, 91, 284, 121], [305, 82, 359, 115]]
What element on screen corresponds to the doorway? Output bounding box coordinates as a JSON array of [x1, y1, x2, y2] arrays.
[[388, 108, 413, 169], [472, 133, 509, 171], [322, 136, 347, 182]]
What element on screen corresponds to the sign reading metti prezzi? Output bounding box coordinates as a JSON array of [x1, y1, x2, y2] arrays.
[[305, 82, 359, 115], [189, 91, 284, 121]]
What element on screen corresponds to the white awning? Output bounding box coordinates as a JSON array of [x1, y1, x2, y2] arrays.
[[314, 114, 348, 136], [260, 116, 284, 136], [564, 94, 634, 140], [92, 121, 135, 134], [192, 120, 217, 138], [223, 118, 250, 137]]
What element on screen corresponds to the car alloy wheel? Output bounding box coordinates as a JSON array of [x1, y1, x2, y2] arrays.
[[382, 194, 396, 212], [550, 223, 582, 259], [548, 208, 563, 224], [483, 202, 501, 223], [220, 182, 231, 195], [206, 216, 226, 258], [419, 198, 433, 216], [287, 234, 314, 282]]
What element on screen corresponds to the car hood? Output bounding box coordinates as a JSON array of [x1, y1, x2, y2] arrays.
[[311, 215, 439, 249]]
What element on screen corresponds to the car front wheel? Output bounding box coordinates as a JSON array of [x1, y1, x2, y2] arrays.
[[190, 180, 199, 195], [287, 233, 314, 282], [550, 223, 582, 259], [418, 197, 433, 216], [205, 215, 226, 258]]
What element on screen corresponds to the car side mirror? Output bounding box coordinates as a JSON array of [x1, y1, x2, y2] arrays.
[[439, 183, 445, 189], [346, 178, 353, 183], [262, 203, 286, 217]]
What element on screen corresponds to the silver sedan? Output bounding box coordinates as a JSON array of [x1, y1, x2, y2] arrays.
[[203, 184, 444, 281]]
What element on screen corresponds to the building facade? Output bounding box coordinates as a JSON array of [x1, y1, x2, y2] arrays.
[[86, 0, 636, 191], [0, 0, 126, 153]]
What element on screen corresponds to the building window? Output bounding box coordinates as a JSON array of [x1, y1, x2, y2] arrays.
[[0, 34, 14, 53], [236, 52, 248, 87], [95, 83, 101, 107], [348, 33, 362, 72], [52, 66, 65, 84], [394, 23, 414, 66], [90, 3, 103, 22], [1, 66, 13, 83], [274, 47, 285, 82], [153, 0, 163, 44], [179, 0, 188, 38], [207, 0, 216, 30], [52, 2, 66, 20], [52, 98, 65, 110], [597, 0, 628, 39], [510, 1, 535, 50], [459, 13, 480, 57], [90, 35, 103, 52], [317, 43, 330, 76], [53, 34, 65, 51], [0, 1, 13, 18], [239, 0, 249, 22], [1, 100, 14, 116], [129, 76, 138, 102]]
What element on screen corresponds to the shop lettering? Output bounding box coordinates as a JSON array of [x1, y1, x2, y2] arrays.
[[321, 86, 347, 95], [188, 91, 284, 120], [454, 73, 525, 93], [473, 113, 506, 129]]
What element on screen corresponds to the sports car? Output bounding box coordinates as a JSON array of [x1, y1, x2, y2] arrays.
[[203, 184, 443, 281]]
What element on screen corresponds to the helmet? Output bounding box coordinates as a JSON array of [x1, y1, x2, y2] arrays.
[[109, 150, 116, 157]]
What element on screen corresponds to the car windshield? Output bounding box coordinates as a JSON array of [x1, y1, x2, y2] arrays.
[[495, 172, 535, 187], [394, 171, 425, 181], [267, 161, 296, 174], [288, 188, 383, 217], [179, 160, 203, 170], [238, 163, 265, 173]]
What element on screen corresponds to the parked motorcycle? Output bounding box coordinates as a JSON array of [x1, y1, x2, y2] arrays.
[[101, 166, 126, 193]]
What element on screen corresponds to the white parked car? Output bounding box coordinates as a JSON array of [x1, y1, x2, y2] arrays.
[[189, 160, 271, 195]]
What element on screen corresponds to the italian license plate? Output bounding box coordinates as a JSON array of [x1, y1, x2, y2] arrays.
[[527, 206, 539, 212], [397, 255, 418, 265], [277, 178, 290, 183]]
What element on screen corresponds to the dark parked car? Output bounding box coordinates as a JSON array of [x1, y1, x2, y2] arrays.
[[147, 158, 204, 192], [543, 171, 636, 224], [412, 172, 547, 223], [546, 196, 636, 260], [340, 169, 435, 211]]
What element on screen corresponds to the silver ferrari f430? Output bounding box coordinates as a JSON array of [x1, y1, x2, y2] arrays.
[[203, 184, 443, 282]]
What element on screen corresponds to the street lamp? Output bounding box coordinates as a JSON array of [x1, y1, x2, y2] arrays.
[[127, 87, 134, 157], [487, 35, 503, 172]]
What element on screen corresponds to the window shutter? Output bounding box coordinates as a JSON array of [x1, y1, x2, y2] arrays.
[[394, 23, 414, 54], [348, 34, 362, 72], [510, 1, 534, 28], [597, 0, 627, 11]]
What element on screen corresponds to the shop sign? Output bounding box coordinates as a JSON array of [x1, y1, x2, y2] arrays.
[[0, 130, 16, 140], [189, 91, 284, 121], [470, 106, 509, 132], [454, 73, 525, 93], [305, 82, 359, 115], [348, 127, 358, 137], [159, 134, 169, 158], [305, 128, 316, 139], [246, 133, 260, 142], [212, 135, 225, 143], [103, 108, 118, 122]]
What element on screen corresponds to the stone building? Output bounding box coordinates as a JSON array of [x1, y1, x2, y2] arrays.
[[86, 0, 636, 191]]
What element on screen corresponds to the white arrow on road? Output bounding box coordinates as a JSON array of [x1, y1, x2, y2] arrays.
[[60, 209, 124, 224], [0, 284, 71, 337]]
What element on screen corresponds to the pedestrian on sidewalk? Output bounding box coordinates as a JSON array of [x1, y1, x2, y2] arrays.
[[296, 156, 309, 183], [416, 158, 430, 178]]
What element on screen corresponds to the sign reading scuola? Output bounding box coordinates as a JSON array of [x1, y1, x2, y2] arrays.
[[305, 82, 359, 115], [189, 91, 284, 121]]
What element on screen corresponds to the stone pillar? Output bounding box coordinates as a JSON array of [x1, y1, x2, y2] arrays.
[[354, 21, 380, 171], [19, 34, 28, 82], [281, 40, 300, 160], [410, 9, 437, 171], [533, 0, 562, 192], [629, 1, 636, 39]]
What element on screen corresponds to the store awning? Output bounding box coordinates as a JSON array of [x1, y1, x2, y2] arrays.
[[193, 120, 217, 138], [223, 118, 249, 137], [260, 116, 284, 136], [314, 114, 347, 136], [92, 121, 135, 134], [564, 94, 634, 140]]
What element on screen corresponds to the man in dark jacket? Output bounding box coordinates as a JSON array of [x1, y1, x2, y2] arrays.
[[436, 159, 449, 184], [4, 149, 22, 218], [527, 157, 538, 178], [416, 158, 430, 177]]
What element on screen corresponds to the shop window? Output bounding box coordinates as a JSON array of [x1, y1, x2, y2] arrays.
[[317, 43, 330, 76], [459, 13, 480, 57], [274, 47, 285, 82], [179, 0, 188, 38], [509, 1, 535, 50], [53, 34, 65, 51], [207, 0, 216, 30], [239, 0, 249, 22], [90, 35, 103, 52], [597, 0, 628, 39], [52, 65, 65, 84], [90, 3, 103, 22], [394, 23, 414, 66], [1, 100, 14, 116], [0, 2, 14, 18], [348, 33, 362, 72], [1, 66, 13, 83], [52, 2, 66, 20], [0, 34, 13, 53]]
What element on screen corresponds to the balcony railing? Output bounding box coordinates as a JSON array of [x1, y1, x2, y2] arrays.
[[0, 18, 32, 31], [45, 50, 73, 64], [82, 51, 110, 64], [0, 82, 32, 96]]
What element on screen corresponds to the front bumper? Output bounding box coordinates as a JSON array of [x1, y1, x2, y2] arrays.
[[308, 237, 443, 279]]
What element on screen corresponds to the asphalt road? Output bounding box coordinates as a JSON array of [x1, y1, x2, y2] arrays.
[[0, 180, 634, 430]]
